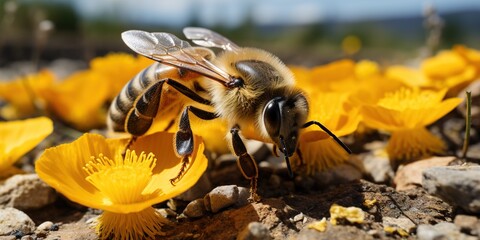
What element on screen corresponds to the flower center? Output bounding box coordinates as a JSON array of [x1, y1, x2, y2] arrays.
[[378, 88, 437, 111], [84, 150, 157, 204]]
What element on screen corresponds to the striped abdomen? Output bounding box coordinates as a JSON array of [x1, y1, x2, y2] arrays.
[[108, 62, 196, 136]]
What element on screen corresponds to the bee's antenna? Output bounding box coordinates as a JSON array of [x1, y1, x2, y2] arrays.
[[302, 121, 352, 154], [280, 136, 294, 178]]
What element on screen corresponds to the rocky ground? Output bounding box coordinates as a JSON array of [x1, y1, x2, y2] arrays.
[[1, 139, 480, 240]]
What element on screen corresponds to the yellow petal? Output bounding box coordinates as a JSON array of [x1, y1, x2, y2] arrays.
[[422, 51, 467, 79], [296, 130, 350, 175], [360, 105, 405, 131], [386, 127, 446, 163], [41, 70, 110, 130], [420, 97, 463, 126], [354, 60, 379, 79], [360, 88, 460, 130], [454, 45, 480, 66], [385, 65, 431, 88], [0, 70, 55, 119], [306, 92, 361, 137], [0, 117, 53, 172], [90, 53, 154, 98]]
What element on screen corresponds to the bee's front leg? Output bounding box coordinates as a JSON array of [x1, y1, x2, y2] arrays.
[[229, 125, 260, 202], [171, 105, 217, 185]]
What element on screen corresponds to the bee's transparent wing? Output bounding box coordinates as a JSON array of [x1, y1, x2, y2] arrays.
[[183, 27, 240, 52], [122, 30, 231, 84]]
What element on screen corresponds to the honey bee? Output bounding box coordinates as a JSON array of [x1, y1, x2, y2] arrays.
[[108, 27, 351, 199]]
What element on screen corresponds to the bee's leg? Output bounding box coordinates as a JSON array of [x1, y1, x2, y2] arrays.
[[230, 125, 260, 202], [122, 136, 138, 157], [170, 105, 217, 185]]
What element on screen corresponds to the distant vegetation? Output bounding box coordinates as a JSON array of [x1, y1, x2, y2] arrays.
[[1, 0, 479, 65]]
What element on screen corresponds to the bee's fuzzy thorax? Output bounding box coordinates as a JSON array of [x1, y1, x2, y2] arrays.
[[206, 48, 297, 124]]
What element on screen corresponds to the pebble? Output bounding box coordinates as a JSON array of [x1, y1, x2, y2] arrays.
[[422, 165, 480, 213], [182, 199, 207, 218], [235, 187, 250, 208], [355, 149, 394, 183], [0, 174, 57, 210], [394, 156, 455, 191], [36, 221, 53, 232], [236, 222, 271, 240], [310, 159, 363, 189], [157, 208, 177, 219], [382, 216, 416, 233], [292, 213, 304, 222], [454, 215, 480, 236], [0, 237, 15, 240], [204, 185, 239, 213], [182, 185, 251, 218], [417, 222, 476, 240], [0, 208, 35, 236]]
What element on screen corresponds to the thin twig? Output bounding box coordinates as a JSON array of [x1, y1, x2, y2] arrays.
[[462, 91, 472, 160]]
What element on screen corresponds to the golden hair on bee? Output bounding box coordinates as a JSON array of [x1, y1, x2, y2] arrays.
[[205, 47, 297, 125]]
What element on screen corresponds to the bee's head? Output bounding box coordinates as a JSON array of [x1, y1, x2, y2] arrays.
[[262, 94, 309, 175]]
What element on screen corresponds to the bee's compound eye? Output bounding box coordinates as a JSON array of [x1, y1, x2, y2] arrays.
[[264, 97, 283, 138]]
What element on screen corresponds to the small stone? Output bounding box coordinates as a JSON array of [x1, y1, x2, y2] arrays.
[[423, 166, 480, 213], [357, 144, 394, 183], [416, 222, 475, 240], [293, 213, 304, 222], [0, 236, 15, 240], [204, 185, 239, 213], [235, 187, 250, 208], [394, 156, 454, 191], [236, 222, 271, 240], [183, 199, 207, 218], [156, 208, 177, 219], [311, 161, 363, 188], [382, 216, 416, 233], [49, 223, 60, 231], [454, 214, 480, 236], [20, 235, 33, 240], [0, 208, 35, 235], [0, 174, 57, 210], [36, 221, 53, 232]]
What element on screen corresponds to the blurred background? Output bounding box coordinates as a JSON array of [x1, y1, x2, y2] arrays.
[[1, 0, 479, 67]]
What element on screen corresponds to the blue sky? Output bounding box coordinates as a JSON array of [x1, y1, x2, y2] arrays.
[[69, 0, 480, 27]]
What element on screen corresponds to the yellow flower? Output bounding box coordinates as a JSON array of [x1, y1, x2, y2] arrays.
[[309, 59, 356, 92], [361, 87, 462, 163], [0, 70, 55, 119], [41, 70, 110, 131], [90, 53, 154, 98], [342, 35, 362, 56], [454, 45, 480, 70], [421, 49, 477, 96], [385, 65, 431, 88], [35, 132, 208, 239], [0, 117, 53, 177]]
